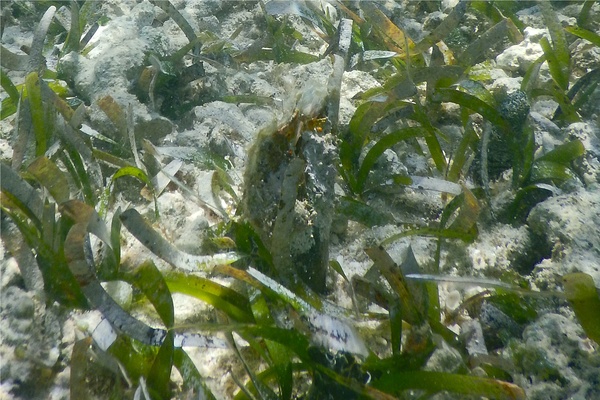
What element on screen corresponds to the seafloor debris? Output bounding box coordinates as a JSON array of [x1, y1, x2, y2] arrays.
[[242, 81, 337, 293]]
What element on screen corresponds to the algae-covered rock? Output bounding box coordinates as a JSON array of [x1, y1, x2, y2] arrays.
[[505, 313, 600, 400], [470, 89, 530, 184], [242, 111, 336, 293]]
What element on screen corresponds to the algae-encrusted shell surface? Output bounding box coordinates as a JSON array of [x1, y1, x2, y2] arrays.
[[242, 115, 336, 293]]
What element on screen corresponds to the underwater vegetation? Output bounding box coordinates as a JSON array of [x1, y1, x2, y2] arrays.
[[1, 0, 599, 399]]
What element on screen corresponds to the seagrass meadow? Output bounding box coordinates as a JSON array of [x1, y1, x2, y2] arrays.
[[1, 1, 600, 399]]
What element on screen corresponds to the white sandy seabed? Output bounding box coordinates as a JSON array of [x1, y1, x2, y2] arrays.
[[1, 1, 600, 399]]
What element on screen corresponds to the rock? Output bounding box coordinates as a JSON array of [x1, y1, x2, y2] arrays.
[[505, 313, 600, 400], [566, 122, 600, 185], [496, 27, 545, 74], [528, 185, 600, 282]]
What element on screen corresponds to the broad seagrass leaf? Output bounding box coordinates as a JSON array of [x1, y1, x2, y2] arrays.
[[381, 225, 478, 247], [234, 291, 293, 400], [148, 160, 183, 196], [70, 337, 93, 400], [163, 271, 254, 323], [360, 2, 415, 56], [61, 145, 97, 205], [432, 88, 511, 133], [111, 165, 158, 215], [577, 0, 595, 28], [329, 260, 350, 284], [247, 267, 367, 357], [562, 273, 600, 345], [120, 208, 240, 273], [536, 140, 585, 164], [26, 156, 70, 204], [39, 80, 78, 127], [121, 260, 174, 328], [539, 1, 570, 91], [150, 0, 198, 46], [370, 370, 525, 400], [174, 348, 217, 400], [97, 95, 127, 137], [28, 6, 56, 73], [0, 70, 20, 119], [25, 72, 49, 157], [408, 176, 463, 195], [568, 68, 600, 115], [459, 18, 523, 67], [310, 362, 397, 400], [447, 186, 480, 234], [218, 265, 368, 357], [229, 333, 280, 400], [237, 324, 312, 363], [0, 163, 44, 229], [529, 160, 578, 184], [337, 196, 395, 227], [63, 0, 81, 54], [60, 200, 112, 288], [249, 290, 294, 400], [356, 126, 427, 191], [60, 199, 111, 244], [540, 37, 570, 93], [342, 99, 407, 192], [106, 335, 156, 381], [414, 1, 468, 53], [365, 246, 425, 325], [447, 119, 479, 182], [565, 25, 600, 47], [0, 45, 29, 71], [147, 331, 174, 399]]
